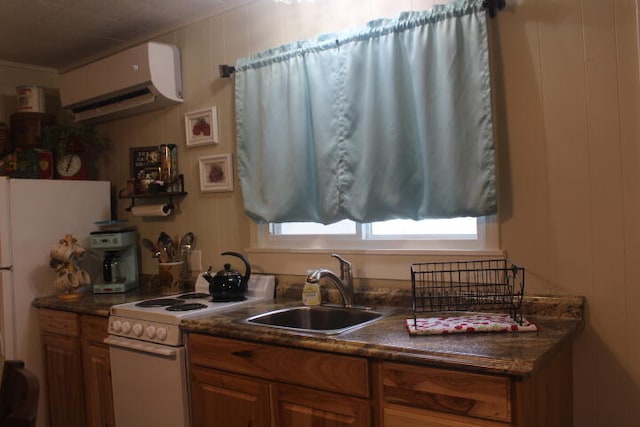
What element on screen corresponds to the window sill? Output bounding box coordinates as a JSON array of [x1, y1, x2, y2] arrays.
[[244, 247, 505, 281]]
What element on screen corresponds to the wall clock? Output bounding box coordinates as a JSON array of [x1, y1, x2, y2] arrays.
[[56, 153, 86, 180]]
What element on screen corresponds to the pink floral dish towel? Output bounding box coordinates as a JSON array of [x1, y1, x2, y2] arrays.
[[406, 313, 538, 336]]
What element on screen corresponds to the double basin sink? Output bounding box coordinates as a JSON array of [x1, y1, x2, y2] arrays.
[[244, 305, 392, 335]]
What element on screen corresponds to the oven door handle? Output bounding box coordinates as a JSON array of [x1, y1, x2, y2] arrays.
[[104, 336, 178, 357]]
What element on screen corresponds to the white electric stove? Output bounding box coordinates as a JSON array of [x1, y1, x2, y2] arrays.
[[108, 274, 275, 346], [105, 274, 275, 427]]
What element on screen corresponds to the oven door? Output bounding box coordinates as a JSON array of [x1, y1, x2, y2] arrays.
[[105, 336, 190, 427]]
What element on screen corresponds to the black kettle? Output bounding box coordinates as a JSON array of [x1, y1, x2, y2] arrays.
[[203, 252, 251, 301]]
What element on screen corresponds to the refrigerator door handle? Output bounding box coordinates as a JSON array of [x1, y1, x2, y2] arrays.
[[0, 265, 12, 271]]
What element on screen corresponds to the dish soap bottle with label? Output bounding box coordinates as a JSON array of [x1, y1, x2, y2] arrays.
[[302, 272, 321, 306]]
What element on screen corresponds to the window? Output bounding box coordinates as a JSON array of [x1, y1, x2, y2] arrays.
[[258, 216, 498, 251]]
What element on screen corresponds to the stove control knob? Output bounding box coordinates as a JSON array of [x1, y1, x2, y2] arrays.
[[111, 319, 122, 333], [132, 323, 143, 337], [156, 327, 167, 341], [145, 325, 157, 339], [121, 321, 132, 334]]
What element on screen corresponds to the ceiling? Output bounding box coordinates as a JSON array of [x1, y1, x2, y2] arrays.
[[0, 0, 255, 71]]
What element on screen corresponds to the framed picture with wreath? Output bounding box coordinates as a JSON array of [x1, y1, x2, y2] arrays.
[[199, 153, 233, 192], [185, 107, 219, 147]]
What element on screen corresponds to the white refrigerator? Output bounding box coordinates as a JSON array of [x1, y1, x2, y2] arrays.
[[0, 177, 111, 427]]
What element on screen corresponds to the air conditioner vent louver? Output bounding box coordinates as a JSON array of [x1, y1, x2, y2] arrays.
[[71, 88, 153, 114]]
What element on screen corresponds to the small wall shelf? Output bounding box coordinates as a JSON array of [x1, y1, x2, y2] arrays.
[[120, 175, 187, 212]]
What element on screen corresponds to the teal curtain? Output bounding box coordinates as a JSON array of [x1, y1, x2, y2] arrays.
[[235, 0, 496, 224]]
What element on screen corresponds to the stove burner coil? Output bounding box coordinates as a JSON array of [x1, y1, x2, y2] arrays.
[[166, 303, 208, 311], [136, 298, 185, 307]]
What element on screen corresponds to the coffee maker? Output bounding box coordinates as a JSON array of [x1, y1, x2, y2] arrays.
[[89, 229, 139, 293]]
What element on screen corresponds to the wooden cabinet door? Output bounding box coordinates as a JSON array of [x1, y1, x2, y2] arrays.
[[272, 383, 371, 427], [41, 333, 85, 427], [81, 315, 115, 427], [190, 366, 271, 427], [82, 339, 115, 427]]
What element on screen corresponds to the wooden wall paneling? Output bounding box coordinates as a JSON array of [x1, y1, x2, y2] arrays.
[[494, 0, 554, 293]]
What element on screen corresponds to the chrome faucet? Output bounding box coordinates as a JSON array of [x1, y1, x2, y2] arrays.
[[306, 254, 354, 307]]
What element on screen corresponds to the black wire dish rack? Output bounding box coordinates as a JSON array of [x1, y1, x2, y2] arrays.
[[410, 259, 525, 326]]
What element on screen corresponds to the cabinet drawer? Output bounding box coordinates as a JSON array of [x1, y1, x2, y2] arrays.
[[39, 309, 79, 337], [382, 362, 511, 423], [188, 334, 369, 398], [384, 404, 509, 427], [80, 314, 109, 342]]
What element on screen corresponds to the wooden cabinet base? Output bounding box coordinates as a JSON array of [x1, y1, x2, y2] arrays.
[[189, 334, 575, 427], [39, 309, 115, 427], [379, 345, 574, 427], [188, 334, 372, 427]]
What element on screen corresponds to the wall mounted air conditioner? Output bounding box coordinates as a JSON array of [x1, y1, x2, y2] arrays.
[[60, 41, 183, 123]]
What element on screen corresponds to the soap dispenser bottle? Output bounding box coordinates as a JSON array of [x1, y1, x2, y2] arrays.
[[302, 270, 321, 306]]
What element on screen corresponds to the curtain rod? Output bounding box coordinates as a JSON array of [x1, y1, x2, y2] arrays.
[[483, 0, 506, 17], [218, 0, 506, 78], [219, 64, 236, 78]]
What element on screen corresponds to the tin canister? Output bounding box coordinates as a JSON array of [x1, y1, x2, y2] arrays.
[[16, 86, 46, 113], [159, 144, 179, 191], [158, 261, 185, 295]]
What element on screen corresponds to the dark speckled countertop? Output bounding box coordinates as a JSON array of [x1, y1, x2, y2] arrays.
[[32, 287, 160, 316], [181, 296, 583, 377], [32, 282, 584, 377], [32, 275, 194, 315]]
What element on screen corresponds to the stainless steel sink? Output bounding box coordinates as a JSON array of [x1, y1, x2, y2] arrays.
[[244, 305, 390, 335]]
